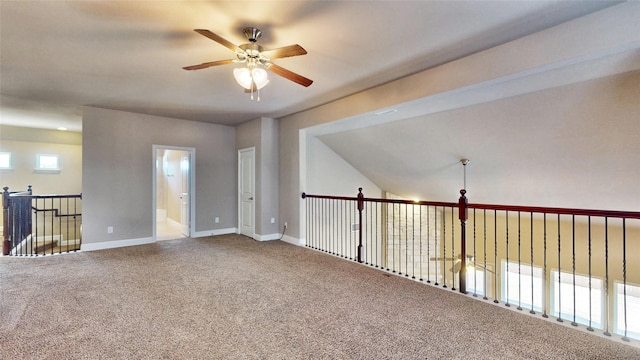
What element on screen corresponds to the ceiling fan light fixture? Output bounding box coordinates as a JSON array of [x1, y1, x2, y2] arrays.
[[251, 68, 269, 89], [233, 68, 253, 90]]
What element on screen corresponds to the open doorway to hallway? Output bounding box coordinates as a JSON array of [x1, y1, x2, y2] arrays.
[[153, 146, 194, 241]]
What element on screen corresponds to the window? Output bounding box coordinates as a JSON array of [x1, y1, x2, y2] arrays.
[[36, 154, 60, 171], [551, 270, 602, 329], [614, 282, 640, 340], [502, 260, 544, 311], [0, 152, 11, 169], [466, 267, 487, 296]]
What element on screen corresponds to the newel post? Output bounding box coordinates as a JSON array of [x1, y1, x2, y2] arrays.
[[458, 189, 468, 294], [2, 187, 10, 255], [357, 188, 364, 263]]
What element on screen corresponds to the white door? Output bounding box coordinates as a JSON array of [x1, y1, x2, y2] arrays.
[[180, 154, 190, 236], [238, 148, 255, 238]]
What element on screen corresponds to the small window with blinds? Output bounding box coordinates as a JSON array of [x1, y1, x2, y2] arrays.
[[35, 154, 60, 172], [0, 152, 11, 169]]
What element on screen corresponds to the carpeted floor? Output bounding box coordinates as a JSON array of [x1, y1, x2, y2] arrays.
[[1, 234, 638, 359]]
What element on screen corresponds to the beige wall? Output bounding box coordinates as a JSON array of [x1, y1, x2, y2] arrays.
[[0, 125, 82, 194], [82, 107, 236, 244]]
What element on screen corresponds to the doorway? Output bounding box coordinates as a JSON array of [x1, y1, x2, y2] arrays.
[[238, 147, 255, 238], [153, 146, 194, 241]]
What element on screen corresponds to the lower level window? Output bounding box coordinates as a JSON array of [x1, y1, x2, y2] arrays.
[[614, 282, 640, 340], [501, 261, 543, 311], [551, 270, 602, 329], [466, 268, 486, 296]]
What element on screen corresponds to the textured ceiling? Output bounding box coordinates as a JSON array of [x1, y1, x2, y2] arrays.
[[0, 1, 619, 131]]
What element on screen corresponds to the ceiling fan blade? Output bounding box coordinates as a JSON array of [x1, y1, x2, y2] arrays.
[[469, 261, 497, 274], [261, 44, 307, 59], [267, 63, 313, 87], [194, 29, 242, 53], [430, 256, 457, 261], [183, 59, 235, 71]]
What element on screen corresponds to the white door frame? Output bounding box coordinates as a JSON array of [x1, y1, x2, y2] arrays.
[[238, 147, 256, 239], [152, 145, 196, 241]]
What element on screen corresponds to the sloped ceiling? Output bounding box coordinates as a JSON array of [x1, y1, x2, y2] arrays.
[[0, 1, 619, 130], [317, 70, 640, 211]]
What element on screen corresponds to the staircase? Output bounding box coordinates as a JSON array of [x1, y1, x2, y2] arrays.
[[33, 237, 81, 255]]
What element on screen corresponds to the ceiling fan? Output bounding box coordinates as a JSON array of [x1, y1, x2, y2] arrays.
[[430, 255, 496, 275], [183, 27, 313, 98]]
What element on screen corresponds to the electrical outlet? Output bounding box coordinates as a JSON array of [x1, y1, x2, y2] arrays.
[[270, 217, 275, 224], [214, 217, 220, 223], [284, 222, 288, 229], [107, 226, 113, 234]]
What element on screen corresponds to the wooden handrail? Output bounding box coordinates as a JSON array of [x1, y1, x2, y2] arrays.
[[468, 203, 640, 219]]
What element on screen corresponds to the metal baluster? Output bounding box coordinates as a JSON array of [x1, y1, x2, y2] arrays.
[[517, 211, 522, 310], [483, 209, 488, 300], [404, 203, 409, 277], [473, 208, 477, 297], [443, 206, 447, 288], [557, 214, 563, 323], [349, 200, 353, 259], [392, 203, 396, 273], [419, 205, 423, 281], [493, 210, 498, 304], [411, 204, 422, 279], [336, 199, 340, 255], [506, 211, 510, 307], [622, 219, 629, 342], [65, 197, 70, 253], [399, 204, 404, 276], [434, 208, 439, 286], [530, 212, 535, 315], [603, 217, 611, 336], [50, 196, 54, 255], [427, 205, 431, 283], [366, 202, 370, 265], [587, 216, 593, 331], [543, 214, 548, 318], [451, 207, 456, 291], [317, 198, 321, 250], [327, 199, 331, 254], [571, 215, 577, 327], [375, 203, 381, 268]]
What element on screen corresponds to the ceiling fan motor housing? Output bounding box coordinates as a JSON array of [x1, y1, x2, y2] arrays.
[[243, 27, 262, 43]]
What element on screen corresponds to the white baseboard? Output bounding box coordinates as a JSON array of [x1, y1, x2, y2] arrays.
[[280, 235, 305, 247], [81, 237, 154, 252], [192, 228, 237, 238], [255, 233, 281, 242]]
